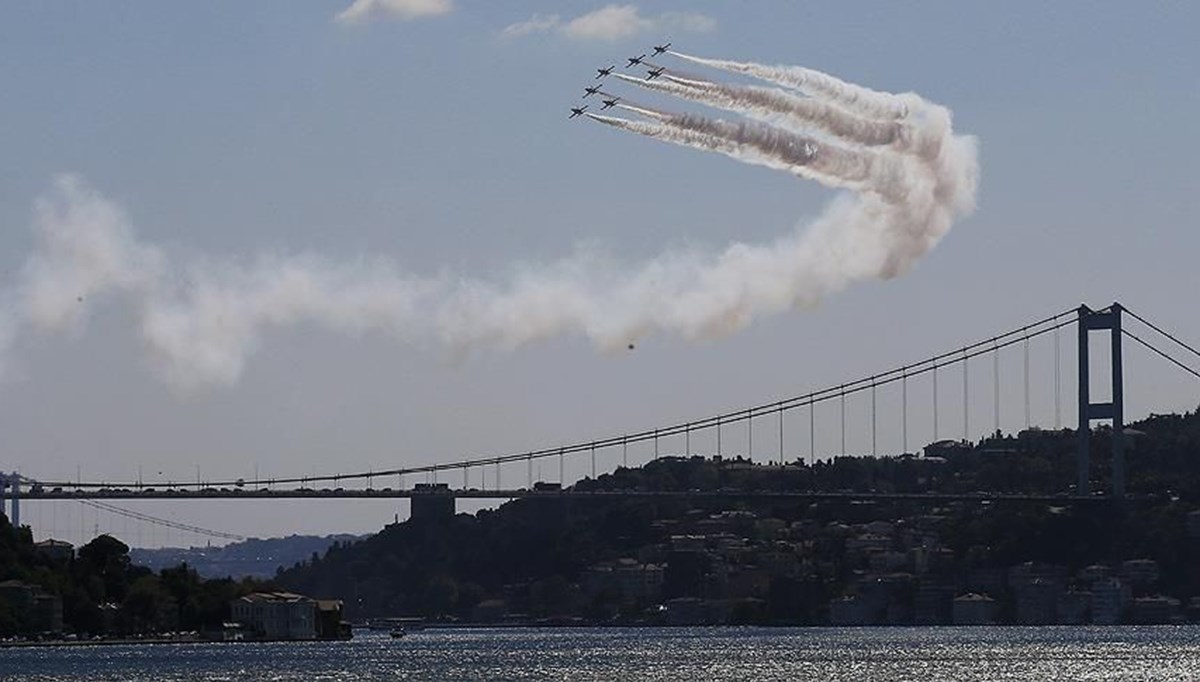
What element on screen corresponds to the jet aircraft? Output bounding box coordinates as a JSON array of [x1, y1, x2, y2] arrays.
[[626, 54, 647, 68], [601, 97, 620, 110], [595, 65, 615, 78], [646, 66, 666, 80], [583, 85, 602, 98], [569, 106, 588, 119], [651, 43, 671, 56]]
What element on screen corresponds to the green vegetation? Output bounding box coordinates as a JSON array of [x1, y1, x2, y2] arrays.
[[0, 515, 271, 637]]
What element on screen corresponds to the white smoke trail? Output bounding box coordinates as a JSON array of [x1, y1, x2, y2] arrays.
[[0, 57, 977, 390], [595, 55, 977, 302], [615, 72, 903, 149], [0, 171, 956, 389], [614, 102, 671, 120], [671, 51, 915, 122], [588, 112, 879, 194]]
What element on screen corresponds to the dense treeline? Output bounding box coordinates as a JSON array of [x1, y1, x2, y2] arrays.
[[0, 515, 270, 636]]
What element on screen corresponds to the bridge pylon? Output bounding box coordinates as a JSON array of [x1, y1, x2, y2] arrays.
[[0, 473, 19, 527], [1077, 303, 1125, 498]]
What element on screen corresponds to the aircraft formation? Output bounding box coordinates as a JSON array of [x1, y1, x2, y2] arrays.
[[570, 43, 671, 118]]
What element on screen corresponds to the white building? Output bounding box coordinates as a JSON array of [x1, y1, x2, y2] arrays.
[[231, 592, 318, 640]]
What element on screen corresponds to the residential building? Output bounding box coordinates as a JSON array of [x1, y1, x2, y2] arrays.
[[33, 538, 74, 562]]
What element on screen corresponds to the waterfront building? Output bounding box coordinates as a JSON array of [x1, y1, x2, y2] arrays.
[[231, 592, 319, 640], [1014, 579, 1060, 625], [952, 593, 997, 625], [1119, 559, 1160, 590], [1091, 578, 1129, 625], [1079, 564, 1113, 583], [1057, 591, 1091, 625], [1129, 596, 1181, 624], [829, 596, 869, 626], [582, 558, 664, 604], [914, 581, 954, 625]]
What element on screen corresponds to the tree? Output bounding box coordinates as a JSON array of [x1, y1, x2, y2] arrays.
[[122, 575, 175, 633]]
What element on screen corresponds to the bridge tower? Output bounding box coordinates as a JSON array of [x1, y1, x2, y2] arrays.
[[0, 473, 18, 527], [1077, 303, 1125, 498]]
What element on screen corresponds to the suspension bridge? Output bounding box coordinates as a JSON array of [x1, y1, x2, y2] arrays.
[[3, 302, 1199, 546]]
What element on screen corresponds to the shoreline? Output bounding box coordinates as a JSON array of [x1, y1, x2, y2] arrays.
[[0, 636, 352, 649], [5, 621, 1197, 648]]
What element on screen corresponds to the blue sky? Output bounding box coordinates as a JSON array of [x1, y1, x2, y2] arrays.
[[1, 2, 1198, 545]]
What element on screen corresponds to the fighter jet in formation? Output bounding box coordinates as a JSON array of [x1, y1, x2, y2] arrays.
[[571, 44, 672, 120]]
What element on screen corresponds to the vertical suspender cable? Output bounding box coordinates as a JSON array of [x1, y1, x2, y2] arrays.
[[1054, 325, 1062, 429], [809, 398, 816, 465], [871, 380, 877, 457], [1024, 335, 1031, 429], [840, 386, 849, 456], [963, 349, 969, 441], [747, 410, 753, 460], [902, 370, 908, 453], [932, 363, 939, 441], [993, 342, 1001, 434], [778, 406, 785, 465]]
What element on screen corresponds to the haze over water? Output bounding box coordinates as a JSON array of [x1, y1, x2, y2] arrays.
[[5, 627, 1200, 681]]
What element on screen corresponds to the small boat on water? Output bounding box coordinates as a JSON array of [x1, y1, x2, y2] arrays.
[[389, 627, 406, 638]]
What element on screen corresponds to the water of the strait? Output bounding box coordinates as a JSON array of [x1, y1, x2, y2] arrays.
[[3, 626, 1199, 681]]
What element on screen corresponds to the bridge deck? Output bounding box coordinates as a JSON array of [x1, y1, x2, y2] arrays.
[[19, 488, 1109, 503]]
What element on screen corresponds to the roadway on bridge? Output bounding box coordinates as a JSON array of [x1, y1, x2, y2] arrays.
[[19, 486, 1109, 504]]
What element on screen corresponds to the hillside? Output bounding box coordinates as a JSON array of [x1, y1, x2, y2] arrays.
[[131, 534, 364, 579], [277, 409, 1200, 625]]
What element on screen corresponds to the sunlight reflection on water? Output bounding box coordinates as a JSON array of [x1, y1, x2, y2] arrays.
[[4, 626, 1200, 681]]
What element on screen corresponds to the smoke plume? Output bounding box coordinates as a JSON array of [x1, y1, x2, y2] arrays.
[[616, 73, 904, 150], [0, 54, 977, 389], [670, 51, 916, 122]]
